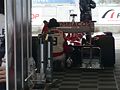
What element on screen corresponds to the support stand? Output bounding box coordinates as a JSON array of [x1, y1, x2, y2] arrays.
[[31, 34, 46, 90], [70, 14, 77, 23]]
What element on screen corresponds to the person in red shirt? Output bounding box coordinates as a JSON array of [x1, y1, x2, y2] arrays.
[[42, 18, 74, 70], [47, 18, 73, 70], [47, 18, 65, 71], [42, 20, 48, 34]]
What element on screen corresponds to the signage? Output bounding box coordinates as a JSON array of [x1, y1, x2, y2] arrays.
[[32, 14, 40, 19], [98, 7, 120, 24], [32, 8, 42, 25]]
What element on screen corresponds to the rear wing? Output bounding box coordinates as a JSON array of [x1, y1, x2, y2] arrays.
[[56, 21, 96, 33]]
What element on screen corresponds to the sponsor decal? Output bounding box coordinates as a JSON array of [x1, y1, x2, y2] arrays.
[[59, 22, 94, 27], [32, 14, 40, 19], [102, 9, 120, 19], [98, 7, 120, 24]]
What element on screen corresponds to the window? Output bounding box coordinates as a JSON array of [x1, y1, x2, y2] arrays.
[[94, 0, 120, 4], [32, 0, 75, 4]]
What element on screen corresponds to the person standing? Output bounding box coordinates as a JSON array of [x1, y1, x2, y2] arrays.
[[79, 0, 96, 21]]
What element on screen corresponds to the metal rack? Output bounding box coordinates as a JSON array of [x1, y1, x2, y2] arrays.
[[80, 45, 101, 69]]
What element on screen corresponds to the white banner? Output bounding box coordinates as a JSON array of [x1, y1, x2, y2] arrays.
[[32, 7, 57, 26], [32, 5, 120, 26]]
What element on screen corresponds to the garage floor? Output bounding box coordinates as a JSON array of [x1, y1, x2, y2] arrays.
[[45, 34, 120, 90], [49, 68, 117, 90]]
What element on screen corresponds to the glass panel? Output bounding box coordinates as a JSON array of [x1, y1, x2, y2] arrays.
[[32, 0, 75, 4], [94, 0, 120, 4]]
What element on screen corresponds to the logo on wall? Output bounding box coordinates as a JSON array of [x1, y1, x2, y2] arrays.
[[102, 9, 120, 19], [98, 7, 120, 24], [32, 8, 42, 26], [32, 14, 40, 19]]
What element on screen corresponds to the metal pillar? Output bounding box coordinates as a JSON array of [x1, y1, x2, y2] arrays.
[[5, 0, 32, 90]]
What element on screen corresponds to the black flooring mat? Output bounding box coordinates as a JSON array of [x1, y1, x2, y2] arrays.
[[46, 68, 118, 90], [44, 49, 120, 90]]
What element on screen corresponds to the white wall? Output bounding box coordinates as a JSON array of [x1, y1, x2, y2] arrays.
[[32, 0, 120, 34]]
